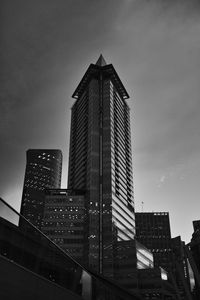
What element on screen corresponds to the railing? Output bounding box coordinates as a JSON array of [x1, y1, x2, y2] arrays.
[[0, 197, 142, 300]]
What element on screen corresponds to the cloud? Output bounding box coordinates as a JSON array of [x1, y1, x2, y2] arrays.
[[160, 175, 166, 183], [156, 174, 166, 188]]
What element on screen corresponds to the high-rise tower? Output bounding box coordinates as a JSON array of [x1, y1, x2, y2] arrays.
[[20, 149, 62, 229], [68, 55, 135, 276]]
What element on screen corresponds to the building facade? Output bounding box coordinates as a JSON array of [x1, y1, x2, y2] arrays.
[[113, 240, 154, 289], [136, 212, 193, 299], [190, 220, 200, 299], [191, 220, 200, 273], [171, 236, 193, 299], [20, 149, 62, 230], [135, 212, 173, 272], [41, 189, 86, 264], [67, 55, 135, 276]]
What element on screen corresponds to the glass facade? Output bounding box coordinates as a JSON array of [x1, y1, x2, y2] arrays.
[[68, 59, 135, 276], [136, 241, 154, 270], [20, 149, 62, 230]]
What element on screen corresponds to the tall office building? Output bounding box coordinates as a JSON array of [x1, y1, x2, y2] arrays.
[[20, 149, 62, 229], [68, 55, 135, 276]]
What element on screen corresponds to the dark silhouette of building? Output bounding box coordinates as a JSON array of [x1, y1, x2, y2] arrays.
[[67, 55, 135, 276], [20, 149, 62, 230], [136, 212, 194, 299], [135, 212, 173, 272], [171, 236, 194, 299], [191, 220, 200, 273], [113, 239, 154, 290], [41, 189, 86, 265], [190, 220, 200, 299], [137, 267, 176, 299]]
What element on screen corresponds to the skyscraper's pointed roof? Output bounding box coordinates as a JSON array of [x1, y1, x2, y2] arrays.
[[72, 56, 129, 100], [96, 54, 107, 66]]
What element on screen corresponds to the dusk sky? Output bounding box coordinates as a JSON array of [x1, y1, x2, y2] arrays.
[[1, 0, 200, 243]]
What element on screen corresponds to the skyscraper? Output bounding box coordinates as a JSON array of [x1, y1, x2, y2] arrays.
[[68, 55, 135, 276], [20, 149, 62, 229]]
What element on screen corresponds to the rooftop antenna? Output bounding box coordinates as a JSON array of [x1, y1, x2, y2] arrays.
[[141, 201, 144, 212]]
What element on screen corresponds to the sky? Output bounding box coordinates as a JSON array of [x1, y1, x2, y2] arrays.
[[1, 0, 200, 243]]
